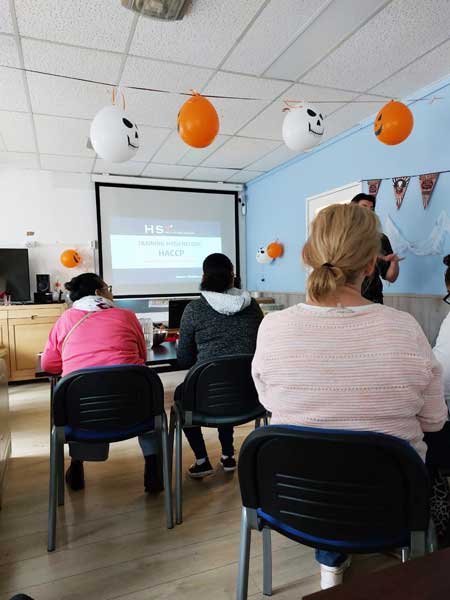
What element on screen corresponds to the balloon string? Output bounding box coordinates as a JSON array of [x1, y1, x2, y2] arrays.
[[0, 63, 442, 104]]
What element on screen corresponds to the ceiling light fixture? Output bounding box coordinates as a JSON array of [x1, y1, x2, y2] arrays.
[[121, 0, 191, 20]]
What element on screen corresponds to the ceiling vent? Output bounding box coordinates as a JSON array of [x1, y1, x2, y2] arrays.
[[121, 0, 191, 20]]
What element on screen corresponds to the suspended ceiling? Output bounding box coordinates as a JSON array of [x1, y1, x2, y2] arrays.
[[1, 0, 450, 183]]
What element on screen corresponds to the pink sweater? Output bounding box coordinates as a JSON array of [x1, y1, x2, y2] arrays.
[[42, 307, 147, 377], [252, 304, 447, 461]]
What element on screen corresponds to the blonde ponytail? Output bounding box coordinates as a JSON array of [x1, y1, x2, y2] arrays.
[[302, 203, 381, 303]]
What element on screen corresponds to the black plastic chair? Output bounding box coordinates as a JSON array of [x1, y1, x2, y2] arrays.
[[236, 425, 435, 600], [48, 365, 173, 552], [168, 355, 269, 524]]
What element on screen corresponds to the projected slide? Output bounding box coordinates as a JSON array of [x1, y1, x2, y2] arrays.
[[110, 217, 222, 285], [97, 184, 238, 296]]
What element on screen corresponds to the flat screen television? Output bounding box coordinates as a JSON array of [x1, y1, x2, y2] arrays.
[[0, 249, 31, 302]]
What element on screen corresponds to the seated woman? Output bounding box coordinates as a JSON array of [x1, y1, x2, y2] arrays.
[[252, 203, 449, 590], [42, 273, 161, 493], [177, 253, 263, 478]]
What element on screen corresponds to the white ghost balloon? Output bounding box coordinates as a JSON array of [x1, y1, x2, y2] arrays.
[[90, 105, 140, 163], [256, 246, 272, 264], [282, 105, 324, 152]]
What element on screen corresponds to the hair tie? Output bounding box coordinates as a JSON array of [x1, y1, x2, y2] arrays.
[[322, 262, 334, 268]]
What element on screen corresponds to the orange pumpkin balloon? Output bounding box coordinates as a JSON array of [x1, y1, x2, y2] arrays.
[[177, 93, 219, 148], [266, 241, 284, 259], [60, 249, 81, 268], [374, 100, 413, 145]]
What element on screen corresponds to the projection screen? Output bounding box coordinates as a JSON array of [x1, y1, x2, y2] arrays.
[[96, 183, 239, 297]]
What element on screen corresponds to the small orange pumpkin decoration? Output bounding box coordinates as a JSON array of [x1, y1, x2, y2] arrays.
[[177, 93, 219, 148], [60, 249, 82, 268], [374, 100, 413, 146], [267, 241, 284, 259]]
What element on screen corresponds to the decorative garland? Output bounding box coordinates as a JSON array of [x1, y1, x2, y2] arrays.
[[364, 171, 445, 210]]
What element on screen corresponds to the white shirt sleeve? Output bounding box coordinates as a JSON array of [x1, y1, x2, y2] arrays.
[[433, 312, 450, 410]]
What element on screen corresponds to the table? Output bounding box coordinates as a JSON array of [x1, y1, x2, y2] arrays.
[[303, 548, 450, 600], [35, 341, 180, 379]]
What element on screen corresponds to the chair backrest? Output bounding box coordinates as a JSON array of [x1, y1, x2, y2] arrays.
[[238, 425, 430, 551], [181, 354, 261, 418], [169, 299, 191, 329], [52, 365, 164, 433]]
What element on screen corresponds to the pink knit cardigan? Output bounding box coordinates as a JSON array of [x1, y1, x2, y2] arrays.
[[252, 304, 447, 460]]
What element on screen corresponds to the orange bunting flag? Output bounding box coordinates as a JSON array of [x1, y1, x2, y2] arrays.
[[419, 173, 439, 209], [367, 179, 382, 197], [392, 176, 410, 210]]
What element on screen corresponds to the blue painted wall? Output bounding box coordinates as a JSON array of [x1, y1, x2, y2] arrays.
[[246, 77, 450, 295]]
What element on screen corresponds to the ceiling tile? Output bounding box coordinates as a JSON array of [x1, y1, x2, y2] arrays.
[[223, 0, 325, 75], [141, 163, 193, 179], [22, 39, 123, 81], [151, 130, 190, 164], [0, 111, 36, 152], [202, 71, 291, 101], [130, 0, 265, 68], [0, 0, 13, 33], [246, 144, 297, 171], [34, 114, 94, 156], [15, 0, 135, 52], [177, 134, 230, 166], [303, 0, 450, 92], [226, 170, 263, 183], [121, 55, 213, 93], [125, 88, 183, 128], [0, 67, 28, 111], [239, 83, 357, 140], [212, 97, 268, 135], [0, 34, 20, 66], [0, 152, 39, 169], [40, 154, 95, 173], [94, 159, 146, 176], [203, 137, 280, 169], [27, 73, 109, 119], [185, 167, 239, 182], [266, 0, 390, 80], [323, 95, 380, 141], [370, 37, 450, 98], [133, 126, 171, 162]]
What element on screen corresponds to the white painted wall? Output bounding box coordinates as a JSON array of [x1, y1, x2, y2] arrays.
[[0, 168, 247, 300], [0, 169, 97, 298]]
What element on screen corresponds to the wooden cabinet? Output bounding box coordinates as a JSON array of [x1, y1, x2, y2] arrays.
[[0, 304, 66, 382]]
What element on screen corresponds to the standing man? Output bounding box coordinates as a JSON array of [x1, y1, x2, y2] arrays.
[[351, 193, 403, 304]]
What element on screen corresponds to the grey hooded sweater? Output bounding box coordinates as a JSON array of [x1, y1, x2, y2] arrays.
[[176, 288, 264, 370]]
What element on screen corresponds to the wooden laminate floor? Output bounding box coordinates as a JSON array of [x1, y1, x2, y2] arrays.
[[0, 374, 397, 599]]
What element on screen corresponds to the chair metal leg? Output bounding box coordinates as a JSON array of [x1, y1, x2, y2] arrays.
[[236, 507, 252, 600], [255, 418, 261, 429], [48, 427, 58, 552], [168, 407, 176, 479], [175, 411, 183, 524], [263, 414, 269, 427], [401, 547, 410, 562], [262, 527, 272, 596], [410, 531, 426, 559], [57, 439, 65, 506], [426, 519, 437, 554], [160, 412, 174, 529]]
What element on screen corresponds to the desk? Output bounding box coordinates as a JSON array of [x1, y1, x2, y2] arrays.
[[35, 341, 180, 379], [303, 548, 450, 600]]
